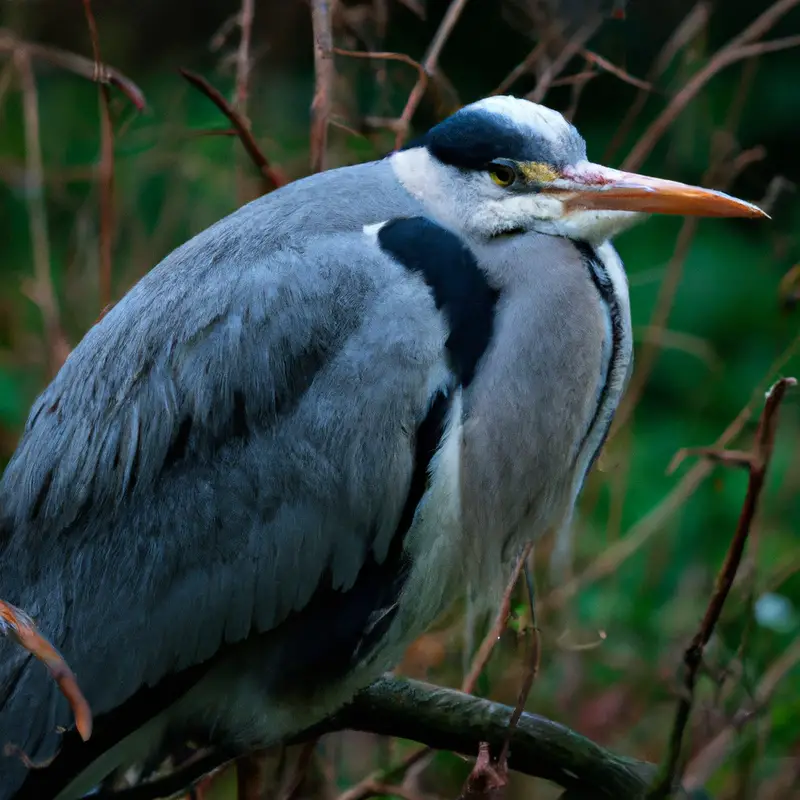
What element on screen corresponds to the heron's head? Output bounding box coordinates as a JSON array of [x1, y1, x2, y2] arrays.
[[391, 96, 765, 244]]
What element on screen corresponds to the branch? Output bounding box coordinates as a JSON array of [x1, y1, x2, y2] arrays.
[[604, 1, 710, 163], [394, 0, 470, 149], [622, 0, 800, 171], [178, 68, 286, 192], [0, 28, 145, 110], [108, 676, 657, 800], [337, 544, 534, 800], [14, 47, 71, 377], [332, 47, 427, 85], [647, 377, 797, 798], [310, 0, 334, 173], [337, 677, 657, 798]]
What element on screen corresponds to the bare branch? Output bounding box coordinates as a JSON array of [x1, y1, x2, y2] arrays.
[[526, 19, 601, 103], [310, 0, 334, 172], [578, 49, 652, 91], [336, 544, 535, 800], [15, 48, 71, 377], [179, 68, 287, 192], [499, 545, 538, 764], [646, 377, 797, 798], [0, 28, 145, 110], [332, 47, 427, 85], [622, 0, 800, 172], [604, 1, 710, 162], [394, 0, 470, 149]]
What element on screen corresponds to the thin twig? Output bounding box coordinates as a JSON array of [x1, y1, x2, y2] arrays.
[[579, 48, 653, 91], [498, 545, 538, 765], [622, 0, 800, 172], [604, 1, 710, 163], [310, 0, 334, 173], [542, 334, 800, 613], [332, 47, 427, 85], [0, 29, 145, 110], [82, 0, 115, 312], [0, 600, 93, 742], [682, 635, 800, 789], [526, 19, 601, 103], [490, 39, 549, 97], [178, 68, 286, 192], [394, 0, 470, 149], [15, 48, 70, 377], [336, 546, 533, 800], [647, 377, 797, 798]]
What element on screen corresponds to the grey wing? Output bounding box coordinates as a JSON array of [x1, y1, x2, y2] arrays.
[[0, 227, 450, 778]]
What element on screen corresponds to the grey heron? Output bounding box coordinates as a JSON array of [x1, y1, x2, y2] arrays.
[[0, 95, 764, 798]]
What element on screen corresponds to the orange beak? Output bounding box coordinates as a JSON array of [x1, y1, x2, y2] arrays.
[[551, 162, 767, 219]]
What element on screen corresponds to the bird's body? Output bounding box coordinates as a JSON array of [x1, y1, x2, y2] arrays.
[[0, 96, 761, 799]]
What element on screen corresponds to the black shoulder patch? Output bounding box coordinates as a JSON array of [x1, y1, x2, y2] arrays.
[[422, 108, 586, 171], [378, 217, 498, 387]]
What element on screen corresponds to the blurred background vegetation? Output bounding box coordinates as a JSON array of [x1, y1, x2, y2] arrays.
[[1, 0, 799, 798]]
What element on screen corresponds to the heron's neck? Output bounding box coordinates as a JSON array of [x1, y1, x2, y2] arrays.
[[458, 234, 632, 592]]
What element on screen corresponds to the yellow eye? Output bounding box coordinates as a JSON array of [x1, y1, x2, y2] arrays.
[[489, 163, 516, 187]]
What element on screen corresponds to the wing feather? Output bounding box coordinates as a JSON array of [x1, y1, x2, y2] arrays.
[[0, 228, 449, 793]]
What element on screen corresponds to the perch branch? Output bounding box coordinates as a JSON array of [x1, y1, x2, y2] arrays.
[[647, 377, 796, 798], [339, 677, 656, 798], [178, 68, 286, 192], [337, 544, 536, 800], [102, 677, 657, 800], [0, 600, 92, 742]]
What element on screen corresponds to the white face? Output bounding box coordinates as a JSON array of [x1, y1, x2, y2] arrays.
[[390, 96, 643, 245]]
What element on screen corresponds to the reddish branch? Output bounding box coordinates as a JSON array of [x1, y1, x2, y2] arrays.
[[178, 69, 286, 192], [310, 0, 334, 173], [0, 600, 92, 742], [647, 377, 797, 798]]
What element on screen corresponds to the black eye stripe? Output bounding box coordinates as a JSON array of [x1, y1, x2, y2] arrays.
[[421, 108, 586, 171]]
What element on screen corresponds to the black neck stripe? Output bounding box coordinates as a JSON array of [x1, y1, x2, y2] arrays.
[[572, 239, 624, 474], [377, 217, 498, 388]]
